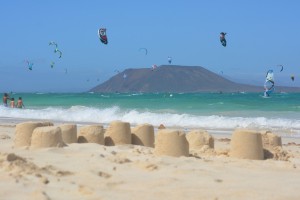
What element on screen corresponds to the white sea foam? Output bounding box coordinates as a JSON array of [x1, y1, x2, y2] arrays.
[[0, 105, 300, 134]]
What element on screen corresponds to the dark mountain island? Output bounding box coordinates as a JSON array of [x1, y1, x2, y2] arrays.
[[90, 65, 300, 93]]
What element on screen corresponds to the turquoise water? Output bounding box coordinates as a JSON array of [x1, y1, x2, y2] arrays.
[[1, 92, 300, 135]]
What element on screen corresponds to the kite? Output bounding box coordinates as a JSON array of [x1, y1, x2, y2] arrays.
[[49, 41, 62, 58], [98, 28, 108, 44], [168, 56, 172, 64], [56, 49, 62, 58], [25, 60, 33, 70], [139, 48, 148, 55], [49, 41, 58, 49], [264, 70, 275, 97], [220, 32, 227, 47], [277, 64, 283, 72]]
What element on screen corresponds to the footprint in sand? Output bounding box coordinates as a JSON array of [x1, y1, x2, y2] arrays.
[[98, 171, 112, 178]]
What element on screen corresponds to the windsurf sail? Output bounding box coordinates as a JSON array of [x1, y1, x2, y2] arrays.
[[98, 28, 108, 44], [151, 64, 157, 71], [168, 56, 172, 64], [264, 70, 275, 97]]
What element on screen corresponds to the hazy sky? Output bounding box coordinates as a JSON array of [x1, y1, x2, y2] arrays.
[[1, 0, 299, 92]]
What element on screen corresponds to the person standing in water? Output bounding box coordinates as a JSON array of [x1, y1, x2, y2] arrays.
[[10, 98, 15, 108], [16, 97, 25, 108], [2, 93, 10, 107]]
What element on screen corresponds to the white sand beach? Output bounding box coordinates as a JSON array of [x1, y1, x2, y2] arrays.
[[0, 120, 300, 200]]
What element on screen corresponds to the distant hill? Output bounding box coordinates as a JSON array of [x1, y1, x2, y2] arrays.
[[90, 65, 300, 93]]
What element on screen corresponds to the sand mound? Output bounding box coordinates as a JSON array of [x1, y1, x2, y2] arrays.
[[31, 126, 65, 148], [154, 129, 189, 157], [260, 131, 290, 160], [230, 129, 264, 160], [261, 130, 282, 149], [186, 129, 214, 150], [14, 122, 53, 147], [131, 124, 154, 147], [59, 124, 77, 144], [78, 125, 105, 144], [158, 124, 166, 129], [105, 121, 131, 146]]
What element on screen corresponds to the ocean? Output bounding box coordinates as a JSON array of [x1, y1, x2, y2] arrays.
[[1, 92, 300, 136]]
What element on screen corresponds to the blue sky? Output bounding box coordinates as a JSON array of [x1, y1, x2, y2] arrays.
[[0, 0, 300, 92]]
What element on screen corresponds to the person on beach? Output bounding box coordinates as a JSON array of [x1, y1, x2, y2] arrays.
[[10, 98, 15, 108], [2, 93, 10, 107], [16, 97, 25, 108]]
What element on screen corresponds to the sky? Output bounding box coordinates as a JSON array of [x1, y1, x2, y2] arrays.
[[0, 0, 300, 92]]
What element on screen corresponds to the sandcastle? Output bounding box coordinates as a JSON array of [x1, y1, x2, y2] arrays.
[[154, 129, 189, 157], [186, 129, 214, 150], [78, 125, 105, 145], [230, 129, 264, 160], [59, 124, 77, 144], [14, 121, 53, 147], [31, 126, 65, 148], [105, 121, 131, 146], [131, 124, 155, 147]]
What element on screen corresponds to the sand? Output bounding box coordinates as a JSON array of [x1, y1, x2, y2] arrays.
[[1, 121, 300, 200]]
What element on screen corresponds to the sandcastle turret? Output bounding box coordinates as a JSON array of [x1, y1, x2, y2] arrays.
[[230, 129, 264, 160], [131, 124, 154, 147], [31, 126, 65, 148], [78, 125, 105, 145], [105, 121, 131, 146], [59, 124, 77, 144], [154, 129, 189, 157], [14, 121, 53, 147]]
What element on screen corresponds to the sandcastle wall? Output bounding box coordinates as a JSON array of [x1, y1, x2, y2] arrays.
[[186, 130, 214, 150], [78, 125, 105, 145], [59, 124, 77, 144], [154, 129, 189, 157], [31, 126, 65, 148], [105, 121, 131, 146], [14, 121, 53, 147], [131, 124, 154, 147], [230, 129, 264, 160]]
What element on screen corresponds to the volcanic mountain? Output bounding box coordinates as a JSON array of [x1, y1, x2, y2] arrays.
[[90, 65, 299, 93]]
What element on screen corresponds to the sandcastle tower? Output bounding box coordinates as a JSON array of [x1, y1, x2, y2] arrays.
[[14, 121, 53, 147], [230, 129, 264, 160], [59, 124, 77, 144], [105, 121, 131, 146], [31, 126, 65, 148], [154, 129, 189, 157], [78, 125, 105, 145], [186, 129, 214, 150], [131, 124, 154, 147]]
